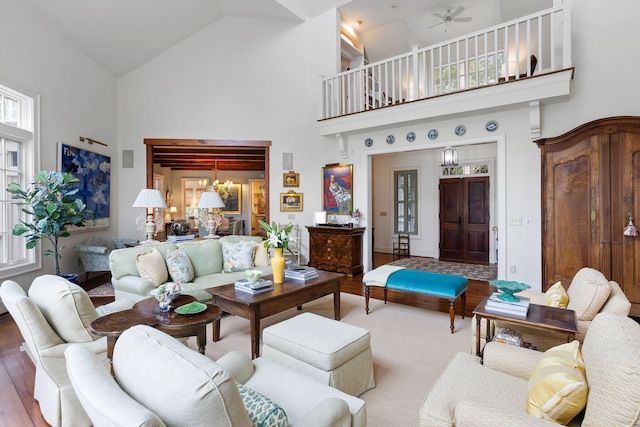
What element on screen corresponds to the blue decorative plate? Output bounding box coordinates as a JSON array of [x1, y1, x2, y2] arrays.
[[406, 132, 416, 142], [428, 129, 438, 140], [364, 138, 373, 147], [455, 125, 466, 136], [486, 120, 498, 132], [386, 135, 395, 144]]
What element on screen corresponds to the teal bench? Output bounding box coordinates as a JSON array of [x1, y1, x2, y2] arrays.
[[363, 269, 468, 333]]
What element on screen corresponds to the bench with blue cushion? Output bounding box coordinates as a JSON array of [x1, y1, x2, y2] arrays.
[[363, 268, 468, 333]]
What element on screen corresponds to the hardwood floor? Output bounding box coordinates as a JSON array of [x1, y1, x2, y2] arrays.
[[0, 256, 494, 426]]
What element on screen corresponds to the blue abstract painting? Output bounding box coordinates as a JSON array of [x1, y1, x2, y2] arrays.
[[59, 143, 110, 230]]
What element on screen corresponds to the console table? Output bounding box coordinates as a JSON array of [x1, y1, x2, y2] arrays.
[[306, 225, 364, 276]]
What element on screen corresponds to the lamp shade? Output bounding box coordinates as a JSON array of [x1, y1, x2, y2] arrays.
[[132, 189, 167, 208], [198, 191, 225, 209], [169, 206, 178, 213]]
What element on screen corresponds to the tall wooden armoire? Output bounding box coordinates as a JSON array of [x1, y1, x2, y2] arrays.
[[535, 116, 640, 316]]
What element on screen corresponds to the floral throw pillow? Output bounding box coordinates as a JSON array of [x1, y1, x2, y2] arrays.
[[237, 383, 287, 427], [165, 248, 195, 283], [222, 242, 255, 273]]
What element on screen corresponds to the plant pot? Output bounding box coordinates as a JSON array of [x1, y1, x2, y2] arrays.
[[61, 273, 79, 284]]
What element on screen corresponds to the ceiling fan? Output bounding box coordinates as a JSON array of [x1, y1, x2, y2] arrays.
[[428, 6, 472, 31]]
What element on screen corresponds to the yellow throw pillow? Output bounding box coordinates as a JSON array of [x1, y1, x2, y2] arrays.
[[526, 341, 588, 425], [544, 282, 569, 308], [136, 248, 168, 287]]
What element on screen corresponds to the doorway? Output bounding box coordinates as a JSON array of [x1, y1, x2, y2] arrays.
[[439, 177, 490, 263]]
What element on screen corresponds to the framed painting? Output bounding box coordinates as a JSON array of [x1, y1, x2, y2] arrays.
[[218, 183, 242, 214], [283, 171, 299, 187], [58, 143, 110, 230], [322, 164, 353, 214], [281, 192, 303, 212]]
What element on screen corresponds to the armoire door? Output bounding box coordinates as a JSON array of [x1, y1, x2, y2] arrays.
[[439, 177, 490, 263]]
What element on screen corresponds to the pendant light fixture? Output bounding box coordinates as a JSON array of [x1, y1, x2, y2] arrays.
[[441, 146, 458, 166]]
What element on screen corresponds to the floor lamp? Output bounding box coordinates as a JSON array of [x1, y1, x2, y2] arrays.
[[197, 191, 226, 239], [133, 189, 167, 244]]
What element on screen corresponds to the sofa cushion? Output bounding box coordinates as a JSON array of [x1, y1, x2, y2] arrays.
[[544, 282, 569, 308], [567, 268, 611, 320], [110, 243, 178, 280], [177, 239, 223, 276], [165, 248, 195, 283], [222, 241, 256, 273], [237, 383, 287, 427], [113, 325, 252, 427], [136, 248, 169, 287], [526, 340, 587, 424]]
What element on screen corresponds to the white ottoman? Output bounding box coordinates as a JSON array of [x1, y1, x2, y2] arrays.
[[262, 312, 375, 397]]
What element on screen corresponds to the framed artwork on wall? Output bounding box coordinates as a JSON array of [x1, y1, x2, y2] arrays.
[[218, 183, 242, 214], [322, 164, 352, 214], [58, 143, 111, 230], [281, 191, 303, 212], [283, 171, 299, 187]]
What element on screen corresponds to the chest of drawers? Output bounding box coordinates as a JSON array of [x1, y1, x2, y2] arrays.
[[306, 226, 364, 276]]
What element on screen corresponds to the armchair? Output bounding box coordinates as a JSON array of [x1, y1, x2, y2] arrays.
[[65, 325, 366, 427], [0, 275, 134, 427], [74, 237, 138, 285], [421, 313, 640, 426]]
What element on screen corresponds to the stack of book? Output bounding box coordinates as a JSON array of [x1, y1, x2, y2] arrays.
[[484, 292, 531, 318], [284, 266, 319, 281], [167, 234, 196, 242], [234, 278, 274, 294]]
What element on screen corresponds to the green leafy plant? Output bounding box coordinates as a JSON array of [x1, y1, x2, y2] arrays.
[[258, 220, 295, 254], [7, 171, 94, 276]]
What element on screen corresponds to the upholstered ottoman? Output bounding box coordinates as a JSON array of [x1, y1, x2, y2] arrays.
[[262, 312, 375, 397]]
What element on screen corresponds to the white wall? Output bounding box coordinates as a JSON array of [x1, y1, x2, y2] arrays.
[[0, 0, 117, 306]]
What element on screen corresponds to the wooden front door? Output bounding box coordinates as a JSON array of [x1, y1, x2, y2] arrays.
[[439, 177, 490, 263]]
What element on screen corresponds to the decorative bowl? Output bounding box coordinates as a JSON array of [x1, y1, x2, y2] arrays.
[[489, 280, 531, 302], [244, 269, 263, 282], [171, 219, 191, 236], [149, 283, 183, 312]]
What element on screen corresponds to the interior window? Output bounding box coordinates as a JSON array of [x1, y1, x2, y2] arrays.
[[394, 169, 418, 235]]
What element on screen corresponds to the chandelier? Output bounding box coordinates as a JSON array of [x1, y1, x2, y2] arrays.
[[212, 160, 233, 193]]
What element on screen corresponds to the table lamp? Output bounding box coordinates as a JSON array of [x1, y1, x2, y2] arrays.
[[197, 191, 226, 239], [133, 189, 167, 244]]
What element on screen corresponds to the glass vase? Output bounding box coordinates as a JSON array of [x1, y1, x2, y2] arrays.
[[271, 248, 286, 283]]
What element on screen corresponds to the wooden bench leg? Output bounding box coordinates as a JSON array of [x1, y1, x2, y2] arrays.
[[448, 300, 455, 334], [384, 288, 388, 304], [461, 291, 466, 319], [364, 285, 370, 314]]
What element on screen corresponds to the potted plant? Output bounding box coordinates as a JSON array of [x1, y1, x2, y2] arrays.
[[258, 220, 294, 283], [7, 171, 94, 277]]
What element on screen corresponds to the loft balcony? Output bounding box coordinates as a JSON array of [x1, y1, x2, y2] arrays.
[[318, 3, 573, 138]]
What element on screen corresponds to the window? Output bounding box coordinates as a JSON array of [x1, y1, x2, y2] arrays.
[[0, 80, 39, 278], [394, 170, 417, 235], [435, 52, 504, 94]]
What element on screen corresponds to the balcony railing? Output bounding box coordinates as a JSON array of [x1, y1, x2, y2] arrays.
[[320, 3, 571, 120]]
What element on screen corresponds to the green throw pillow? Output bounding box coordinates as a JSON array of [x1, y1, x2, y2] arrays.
[[237, 383, 287, 427]]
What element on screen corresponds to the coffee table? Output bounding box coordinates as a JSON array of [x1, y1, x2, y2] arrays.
[[206, 270, 344, 359], [90, 295, 222, 369], [473, 297, 578, 357]]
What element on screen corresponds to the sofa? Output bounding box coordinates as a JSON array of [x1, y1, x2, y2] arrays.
[[65, 324, 367, 426], [421, 312, 640, 426], [74, 236, 138, 285], [472, 267, 631, 352], [0, 275, 134, 427], [109, 235, 272, 302]]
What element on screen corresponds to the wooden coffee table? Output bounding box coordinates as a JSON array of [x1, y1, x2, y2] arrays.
[[473, 297, 578, 357], [206, 270, 344, 359], [90, 295, 222, 368]]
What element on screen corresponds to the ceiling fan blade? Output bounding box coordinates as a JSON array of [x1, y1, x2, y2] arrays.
[[432, 13, 446, 19], [427, 21, 444, 29], [449, 6, 465, 19], [454, 17, 472, 23]]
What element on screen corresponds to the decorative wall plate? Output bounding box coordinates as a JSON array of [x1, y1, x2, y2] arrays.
[[486, 120, 499, 132], [406, 132, 416, 142], [386, 135, 395, 144], [364, 138, 373, 147], [428, 129, 438, 140], [455, 125, 466, 136]]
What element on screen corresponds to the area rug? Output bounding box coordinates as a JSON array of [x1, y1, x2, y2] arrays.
[[86, 282, 115, 297], [193, 292, 471, 427], [388, 257, 497, 282]]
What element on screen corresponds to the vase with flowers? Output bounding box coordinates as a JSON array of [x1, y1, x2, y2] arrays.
[[258, 220, 295, 283], [349, 208, 362, 227]]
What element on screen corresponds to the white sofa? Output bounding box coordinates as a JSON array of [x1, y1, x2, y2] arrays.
[[65, 324, 367, 427], [109, 235, 271, 302], [0, 275, 134, 427]]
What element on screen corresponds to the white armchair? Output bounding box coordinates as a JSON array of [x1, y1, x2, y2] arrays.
[[0, 275, 134, 427]]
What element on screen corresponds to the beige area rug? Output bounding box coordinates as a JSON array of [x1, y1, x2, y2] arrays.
[[188, 292, 472, 426]]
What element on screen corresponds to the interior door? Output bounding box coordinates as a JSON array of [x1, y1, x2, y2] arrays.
[[439, 177, 490, 263]]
